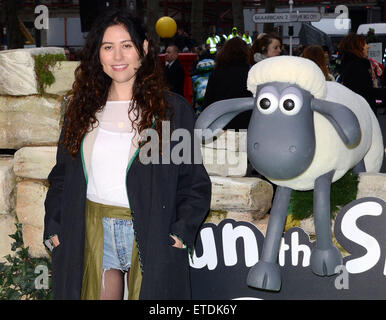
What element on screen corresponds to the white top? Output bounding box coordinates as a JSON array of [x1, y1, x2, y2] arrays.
[[165, 60, 176, 68], [86, 101, 136, 208]]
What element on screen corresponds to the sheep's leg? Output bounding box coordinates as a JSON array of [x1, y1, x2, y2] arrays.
[[311, 170, 343, 276], [247, 186, 292, 291]]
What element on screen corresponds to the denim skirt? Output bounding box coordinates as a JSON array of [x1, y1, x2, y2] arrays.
[[102, 216, 134, 272]]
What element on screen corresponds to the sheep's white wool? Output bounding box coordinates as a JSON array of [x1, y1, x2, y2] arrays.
[[247, 56, 327, 99]]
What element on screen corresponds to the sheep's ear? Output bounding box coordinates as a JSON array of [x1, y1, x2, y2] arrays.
[[311, 98, 361, 148], [195, 97, 254, 141]]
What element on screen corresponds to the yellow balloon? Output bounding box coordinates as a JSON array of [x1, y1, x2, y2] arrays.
[[155, 16, 177, 38]]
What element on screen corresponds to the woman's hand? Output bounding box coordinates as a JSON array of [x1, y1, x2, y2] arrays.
[[170, 234, 184, 248], [50, 235, 60, 248]]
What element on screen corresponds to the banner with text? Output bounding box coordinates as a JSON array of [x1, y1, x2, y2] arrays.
[[190, 197, 386, 300]]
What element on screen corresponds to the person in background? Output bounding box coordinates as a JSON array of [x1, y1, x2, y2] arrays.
[[321, 45, 335, 78], [281, 43, 289, 56], [164, 44, 185, 96], [186, 32, 198, 52], [191, 58, 215, 114], [368, 56, 384, 88], [217, 28, 228, 45], [206, 32, 219, 56], [43, 9, 211, 300], [302, 45, 335, 81], [227, 27, 239, 40], [172, 27, 189, 52], [257, 32, 266, 40], [242, 31, 252, 46], [195, 45, 212, 61], [249, 33, 282, 65], [291, 45, 300, 57], [202, 37, 252, 130], [338, 33, 386, 114], [216, 38, 225, 55], [321, 45, 330, 65]]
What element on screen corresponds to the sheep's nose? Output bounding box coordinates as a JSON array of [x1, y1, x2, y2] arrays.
[[289, 145, 296, 153]]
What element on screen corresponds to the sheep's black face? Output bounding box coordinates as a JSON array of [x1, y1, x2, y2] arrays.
[[247, 82, 315, 180]]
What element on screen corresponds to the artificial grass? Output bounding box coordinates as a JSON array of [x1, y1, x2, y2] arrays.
[[287, 170, 359, 220]]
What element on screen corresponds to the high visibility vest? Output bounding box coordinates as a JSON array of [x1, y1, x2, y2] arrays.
[[206, 36, 217, 54], [242, 34, 252, 45], [227, 33, 238, 40], [215, 34, 227, 45]]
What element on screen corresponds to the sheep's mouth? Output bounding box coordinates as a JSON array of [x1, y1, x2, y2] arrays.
[[248, 142, 315, 180], [257, 166, 309, 181]]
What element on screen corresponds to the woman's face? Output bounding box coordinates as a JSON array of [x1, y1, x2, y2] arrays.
[[99, 24, 147, 87], [265, 39, 282, 57], [362, 42, 370, 58]]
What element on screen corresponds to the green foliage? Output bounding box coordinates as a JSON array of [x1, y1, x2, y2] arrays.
[[33, 53, 67, 95], [367, 28, 379, 44], [287, 170, 359, 221], [0, 223, 52, 300]]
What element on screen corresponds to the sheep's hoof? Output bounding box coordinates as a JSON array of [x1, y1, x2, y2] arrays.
[[310, 246, 343, 276], [247, 261, 281, 291]]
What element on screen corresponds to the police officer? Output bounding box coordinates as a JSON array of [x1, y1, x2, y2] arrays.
[[206, 32, 218, 55], [242, 31, 252, 46], [217, 28, 228, 45], [228, 27, 239, 40]]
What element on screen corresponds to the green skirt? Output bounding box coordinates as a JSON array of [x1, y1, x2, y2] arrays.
[[80, 199, 142, 300]]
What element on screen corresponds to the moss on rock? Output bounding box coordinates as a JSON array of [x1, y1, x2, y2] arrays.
[[33, 53, 67, 95]]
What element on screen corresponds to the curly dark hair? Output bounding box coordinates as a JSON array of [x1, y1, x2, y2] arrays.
[[338, 33, 367, 59], [215, 37, 250, 69], [62, 9, 170, 156]]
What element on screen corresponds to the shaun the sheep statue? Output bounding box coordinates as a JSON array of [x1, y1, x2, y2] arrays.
[[195, 56, 384, 291]]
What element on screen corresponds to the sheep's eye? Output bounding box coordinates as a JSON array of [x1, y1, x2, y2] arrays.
[[257, 92, 279, 114], [279, 93, 302, 115], [259, 98, 271, 109], [283, 99, 295, 111]]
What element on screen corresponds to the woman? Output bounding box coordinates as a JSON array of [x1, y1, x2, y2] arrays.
[[43, 10, 211, 300], [202, 37, 252, 129], [338, 33, 386, 113], [249, 33, 282, 65], [302, 45, 335, 81]]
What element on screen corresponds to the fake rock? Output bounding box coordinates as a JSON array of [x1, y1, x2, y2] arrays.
[[14, 146, 57, 180], [210, 176, 273, 219], [0, 47, 65, 96], [16, 181, 47, 229], [356, 172, 386, 201], [0, 214, 17, 263], [0, 156, 16, 215], [0, 95, 61, 149]]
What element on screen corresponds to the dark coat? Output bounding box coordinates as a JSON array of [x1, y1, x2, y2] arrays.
[[340, 51, 386, 113], [202, 61, 253, 130], [44, 92, 211, 300], [164, 59, 185, 96]]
